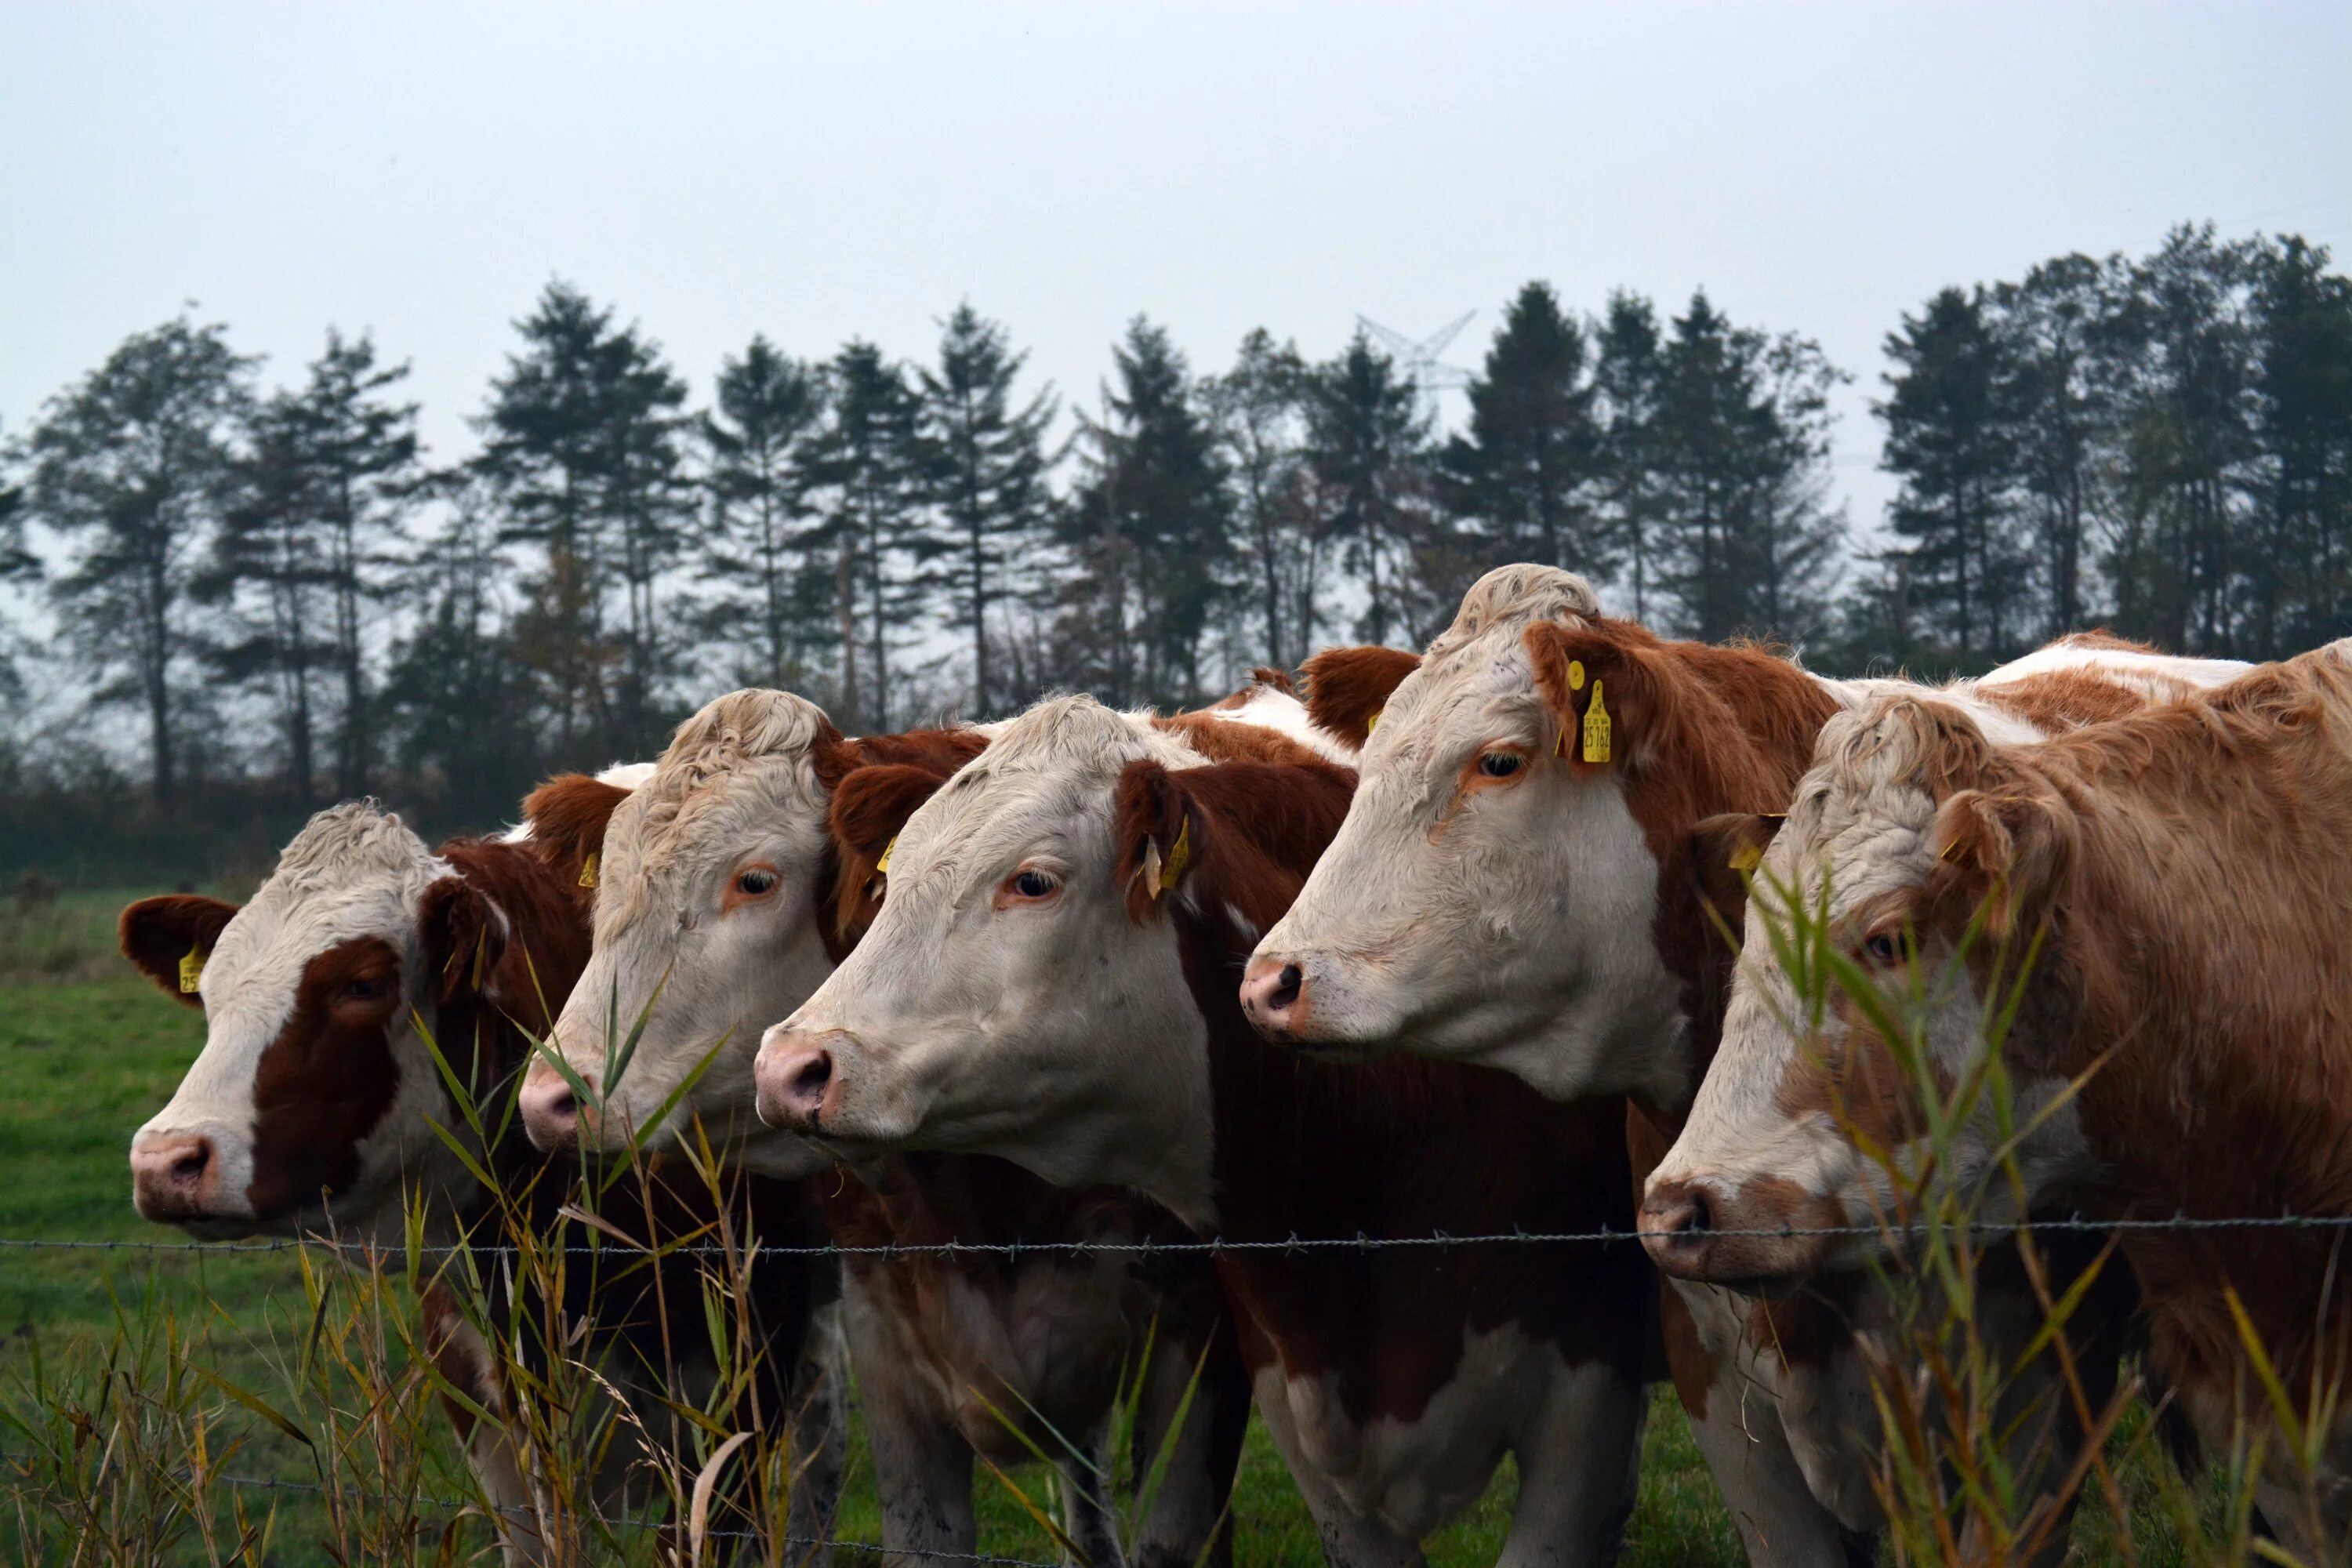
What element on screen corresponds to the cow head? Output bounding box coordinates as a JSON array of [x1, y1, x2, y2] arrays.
[[1244, 564, 1698, 1109], [123, 804, 542, 1243], [1640, 695, 2088, 1288], [753, 697, 1228, 1224], [515, 690, 869, 1176]]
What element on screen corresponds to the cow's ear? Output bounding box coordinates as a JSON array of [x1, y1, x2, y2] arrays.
[[1523, 622, 1673, 772], [1113, 760, 1200, 923], [1302, 645, 1420, 749], [1689, 813, 1786, 944], [120, 895, 239, 1005], [1930, 789, 2078, 943], [419, 877, 504, 1004], [521, 774, 633, 895], [828, 763, 951, 941]]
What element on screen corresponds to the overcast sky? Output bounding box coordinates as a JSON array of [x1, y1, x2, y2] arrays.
[[5, 2, 2349, 543]]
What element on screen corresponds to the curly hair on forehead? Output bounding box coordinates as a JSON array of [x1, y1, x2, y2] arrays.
[[262, 801, 440, 895], [630, 688, 842, 844], [1422, 564, 1599, 662], [1818, 695, 2005, 804]]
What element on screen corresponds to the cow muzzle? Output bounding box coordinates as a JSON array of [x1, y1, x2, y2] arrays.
[[1639, 1174, 1837, 1291], [518, 1059, 601, 1152], [756, 1027, 851, 1134], [130, 1127, 243, 1227]]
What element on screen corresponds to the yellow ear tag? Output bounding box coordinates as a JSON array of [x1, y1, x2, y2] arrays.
[[1566, 659, 1586, 691], [1365, 709, 1381, 735], [177, 944, 205, 995], [875, 837, 896, 874], [1581, 680, 1612, 764], [577, 851, 598, 889], [1729, 842, 1762, 874], [1161, 818, 1192, 892]]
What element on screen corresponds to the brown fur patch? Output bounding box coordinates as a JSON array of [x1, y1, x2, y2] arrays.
[[1977, 669, 2155, 735], [1115, 754, 1653, 1425], [1301, 644, 1421, 748], [243, 935, 406, 1216], [520, 774, 633, 896], [119, 895, 239, 1005], [1149, 709, 1323, 768]]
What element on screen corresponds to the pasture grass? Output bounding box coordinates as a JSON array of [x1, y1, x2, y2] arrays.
[[0, 960, 2208, 1563]]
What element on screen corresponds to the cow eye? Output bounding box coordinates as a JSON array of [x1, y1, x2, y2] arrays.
[[1478, 751, 1523, 780], [342, 976, 384, 1003], [735, 867, 779, 898], [1860, 931, 1907, 967], [1010, 869, 1060, 902]]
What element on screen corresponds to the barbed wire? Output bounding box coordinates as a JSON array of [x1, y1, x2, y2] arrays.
[[2, 1210, 2350, 1261], [0, 1447, 1069, 1565]]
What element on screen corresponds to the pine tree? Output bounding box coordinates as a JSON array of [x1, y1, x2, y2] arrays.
[[920, 304, 1057, 716], [1304, 334, 1432, 648], [1878, 286, 2026, 659], [23, 315, 252, 803], [1207, 329, 1315, 670], [1440, 281, 1604, 577], [205, 332, 420, 804], [808, 342, 933, 731], [1594, 293, 1667, 622], [1650, 293, 1845, 644], [1995, 256, 2114, 639], [2247, 236, 2352, 656], [1062, 319, 1230, 705], [702, 336, 830, 691], [477, 281, 692, 761]]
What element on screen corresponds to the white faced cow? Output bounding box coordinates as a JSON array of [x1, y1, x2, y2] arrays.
[[514, 688, 1258, 1568], [1642, 647, 2352, 1559], [121, 784, 844, 1564], [759, 695, 1653, 1568], [1240, 564, 2249, 1563]]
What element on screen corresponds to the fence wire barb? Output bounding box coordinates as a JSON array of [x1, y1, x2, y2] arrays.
[[2, 1210, 2350, 1261]]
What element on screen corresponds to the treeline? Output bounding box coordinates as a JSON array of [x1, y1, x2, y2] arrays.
[[1, 223, 2346, 880]]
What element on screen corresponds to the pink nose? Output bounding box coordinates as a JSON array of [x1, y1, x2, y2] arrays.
[[757, 1031, 839, 1132], [131, 1131, 221, 1221], [519, 1066, 590, 1152], [1237, 955, 1308, 1036]]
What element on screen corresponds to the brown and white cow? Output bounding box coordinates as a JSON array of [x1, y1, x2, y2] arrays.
[[512, 690, 1252, 1568], [1640, 645, 2352, 1556], [1237, 564, 2248, 1562], [757, 695, 1653, 1568], [120, 784, 844, 1563]]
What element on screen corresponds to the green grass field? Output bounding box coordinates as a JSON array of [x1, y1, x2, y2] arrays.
[[0, 892, 2233, 1563]]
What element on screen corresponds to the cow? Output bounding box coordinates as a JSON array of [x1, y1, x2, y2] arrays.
[[1638, 644, 2352, 1558], [1236, 564, 2249, 1563], [118, 780, 844, 1563], [757, 694, 1655, 1568], [512, 689, 1254, 1568]]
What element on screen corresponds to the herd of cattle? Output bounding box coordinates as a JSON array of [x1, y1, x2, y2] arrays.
[[112, 563, 2352, 1565]]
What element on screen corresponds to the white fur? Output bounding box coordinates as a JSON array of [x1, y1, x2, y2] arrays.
[[1210, 682, 1360, 765], [764, 695, 1221, 1224], [529, 691, 848, 1174], [133, 804, 474, 1241]]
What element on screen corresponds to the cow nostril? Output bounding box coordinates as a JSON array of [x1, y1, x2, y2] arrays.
[[790, 1050, 833, 1104], [1272, 964, 1303, 1011], [545, 1087, 577, 1124], [169, 1143, 210, 1191], [1686, 1189, 1712, 1233]]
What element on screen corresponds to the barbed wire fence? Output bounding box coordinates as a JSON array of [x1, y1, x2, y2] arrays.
[[5, 1209, 2346, 1561]]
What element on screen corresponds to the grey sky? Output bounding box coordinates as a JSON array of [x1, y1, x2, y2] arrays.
[[5, 2, 2349, 547]]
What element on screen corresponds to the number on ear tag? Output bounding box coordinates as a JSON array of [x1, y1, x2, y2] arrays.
[[1581, 681, 1611, 764], [178, 945, 205, 995]]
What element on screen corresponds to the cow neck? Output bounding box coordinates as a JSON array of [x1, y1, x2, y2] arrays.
[[1166, 898, 1647, 1422], [2040, 754, 2352, 1377], [432, 838, 596, 1200], [1613, 641, 1842, 1138]]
